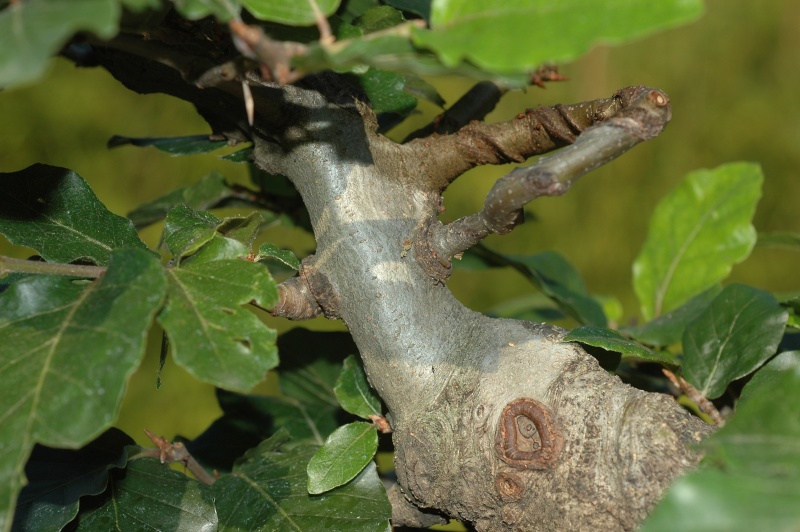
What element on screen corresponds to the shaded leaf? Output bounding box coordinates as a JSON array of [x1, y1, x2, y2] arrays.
[[257, 243, 300, 271], [355, 67, 418, 115], [624, 286, 722, 347], [682, 284, 788, 399], [107, 134, 228, 155], [334, 355, 381, 419], [72, 456, 217, 530], [562, 326, 677, 366], [158, 257, 278, 392], [634, 162, 762, 319], [0, 0, 119, 88], [307, 422, 378, 494], [0, 164, 149, 265], [241, 0, 341, 25], [218, 212, 264, 253], [163, 205, 222, 261], [221, 146, 254, 163], [0, 249, 166, 531], [127, 172, 234, 228], [401, 73, 445, 107], [12, 429, 134, 532], [487, 295, 566, 323], [172, 0, 238, 21], [757, 231, 800, 250], [642, 352, 800, 532], [414, 0, 702, 74], [214, 431, 390, 531], [384, 0, 430, 21]]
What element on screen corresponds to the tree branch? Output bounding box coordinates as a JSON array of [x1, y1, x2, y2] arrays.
[[0, 256, 106, 278], [421, 87, 671, 277], [403, 86, 649, 192]]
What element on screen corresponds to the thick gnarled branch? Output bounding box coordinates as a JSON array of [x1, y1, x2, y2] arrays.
[[418, 87, 671, 279]]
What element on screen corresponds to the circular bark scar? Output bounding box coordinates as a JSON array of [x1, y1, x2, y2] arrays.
[[648, 89, 669, 108], [495, 397, 564, 469], [495, 472, 525, 501]]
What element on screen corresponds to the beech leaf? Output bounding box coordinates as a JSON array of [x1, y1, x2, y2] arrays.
[[306, 422, 379, 494], [0, 164, 149, 265], [12, 429, 134, 532], [241, 0, 341, 25], [257, 243, 300, 271], [642, 352, 800, 531], [682, 284, 788, 399], [0, 249, 166, 531], [107, 134, 227, 155], [158, 257, 279, 392], [334, 355, 382, 419], [215, 431, 390, 530], [164, 205, 222, 261], [413, 0, 703, 74], [562, 326, 677, 366], [634, 162, 762, 320], [73, 456, 217, 530], [0, 0, 119, 88]]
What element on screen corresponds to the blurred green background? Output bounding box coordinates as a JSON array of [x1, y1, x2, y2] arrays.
[[1, 0, 798, 445]]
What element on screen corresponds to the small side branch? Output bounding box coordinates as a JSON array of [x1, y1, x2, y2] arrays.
[[136, 429, 218, 485], [422, 88, 671, 276], [269, 276, 323, 320], [0, 256, 106, 278]]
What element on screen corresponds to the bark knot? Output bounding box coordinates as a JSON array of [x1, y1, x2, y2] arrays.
[[495, 397, 564, 470]]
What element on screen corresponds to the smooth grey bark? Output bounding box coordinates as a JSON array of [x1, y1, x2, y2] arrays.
[[88, 39, 711, 529], [250, 83, 711, 530]]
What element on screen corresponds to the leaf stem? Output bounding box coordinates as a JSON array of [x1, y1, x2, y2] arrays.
[[0, 255, 107, 278]]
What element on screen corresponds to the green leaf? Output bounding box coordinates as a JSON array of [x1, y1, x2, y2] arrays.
[[12, 429, 134, 532], [354, 5, 405, 32], [623, 286, 722, 347], [127, 171, 234, 228], [0, 249, 166, 531], [384, 0, 430, 21], [562, 326, 677, 366], [241, 0, 341, 25], [218, 212, 264, 253], [682, 284, 788, 399], [256, 243, 301, 271], [633, 162, 762, 320], [0, 0, 120, 88], [73, 456, 217, 530], [0, 164, 149, 265], [486, 295, 566, 323], [354, 68, 418, 115], [307, 422, 378, 495], [158, 257, 279, 392], [334, 355, 381, 419], [107, 134, 228, 155], [757, 231, 800, 250], [401, 73, 445, 107], [215, 431, 391, 531], [642, 352, 800, 532], [172, 0, 239, 21], [163, 205, 222, 261], [413, 0, 703, 75]]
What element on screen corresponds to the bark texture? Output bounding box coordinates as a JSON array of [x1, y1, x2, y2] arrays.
[[86, 34, 712, 530]]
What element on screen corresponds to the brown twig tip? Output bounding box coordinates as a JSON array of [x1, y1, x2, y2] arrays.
[[369, 414, 393, 433], [662, 369, 725, 427], [141, 429, 218, 485]]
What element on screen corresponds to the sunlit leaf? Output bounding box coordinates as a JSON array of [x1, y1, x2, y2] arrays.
[[682, 284, 788, 399], [414, 0, 703, 74], [158, 257, 279, 392], [642, 352, 800, 532], [214, 431, 390, 530], [0, 249, 166, 531], [107, 134, 228, 155], [634, 162, 762, 319], [307, 422, 378, 494], [562, 326, 677, 366], [12, 429, 134, 532], [334, 355, 381, 419], [0, 0, 119, 88], [624, 286, 722, 347], [241, 0, 340, 25], [0, 164, 149, 265], [73, 456, 217, 530], [172, 0, 239, 21]]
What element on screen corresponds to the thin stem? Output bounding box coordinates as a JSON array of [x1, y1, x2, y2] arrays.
[[663, 369, 725, 426], [426, 87, 672, 271], [0, 255, 106, 278], [137, 429, 218, 485]]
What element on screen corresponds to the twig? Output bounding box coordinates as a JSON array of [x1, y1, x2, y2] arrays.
[[228, 20, 308, 84], [0, 255, 106, 278], [422, 87, 672, 275], [136, 429, 218, 485], [268, 276, 322, 320], [662, 369, 725, 426]]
